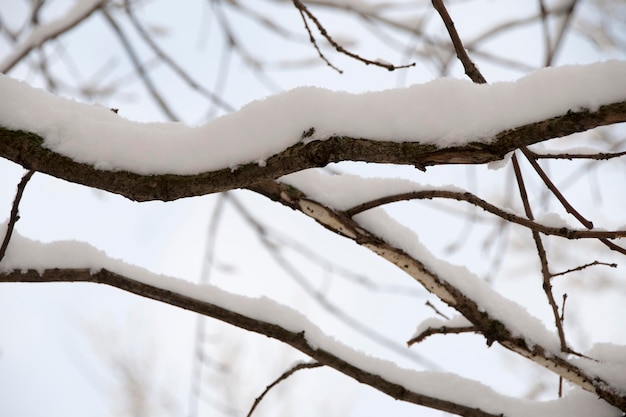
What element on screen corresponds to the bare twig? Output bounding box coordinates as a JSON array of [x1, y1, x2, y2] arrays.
[[512, 154, 569, 353], [407, 325, 476, 346], [551, 260, 617, 278], [345, 188, 626, 240], [246, 361, 323, 417], [526, 149, 626, 160], [292, 0, 415, 71], [521, 148, 593, 229], [293, 0, 343, 73], [431, 0, 486, 84], [521, 148, 626, 256], [0, 170, 35, 263], [426, 300, 450, 320]]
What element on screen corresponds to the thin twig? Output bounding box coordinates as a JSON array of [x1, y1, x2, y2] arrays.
[[521, 148, 593, 229], [407, 325, 476, 346], [425, 300, 450, 320], [521, 148, 626, 255], [558, 293, 568, 397], [551, 260, 617, 278], [431, 0, 486, 84], [246, 361, 323, 417], [526, 149, 626, 160], [0, 170, 35, 263], [512, 154, 569, 353], [294, 0, 343, 73], [292, 0, 415, 71], [345, 188, 626, 240]]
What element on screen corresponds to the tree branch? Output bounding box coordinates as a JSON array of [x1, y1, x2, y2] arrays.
[[247, 361, 323, 417], [0, 170, 35, 262], [345, 188, 626, 241], [1, 100, 624, 202], [249, 180, 626, 412], [0, 268, 502, 417]]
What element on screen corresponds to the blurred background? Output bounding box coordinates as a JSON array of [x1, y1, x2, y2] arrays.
[[0, 0, 625, 416]]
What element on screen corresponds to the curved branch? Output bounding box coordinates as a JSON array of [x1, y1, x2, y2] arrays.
[[345, 188, 626, 240], [0, 268, 501, 417], [247, 361, 323, 417], [1, 100, 624, 202], [249, 180, 626, 412]]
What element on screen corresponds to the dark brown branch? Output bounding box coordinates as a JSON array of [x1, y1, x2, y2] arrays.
[[511, 154, 569, 353], [292, 0, 415, 71], [1, 100, 624, 202], [0, 268, 501, 417], [425, 300, 450, 320], [431, 0, 486, 84], [407, 325, 476, 346], [247, 361, 323, 417], [521, 147, 626, 255], [551, 260, 617, 278], [0, 170, 35, 262], [294, 0, 343, 73], [526, 149, 626, 160], [249, 180, 626, 412], [345, 188, 626, 240]]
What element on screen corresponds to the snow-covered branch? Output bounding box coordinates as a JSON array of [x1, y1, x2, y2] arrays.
[[1, 61, 625, 201], [0, 235, 618, 417], [249, 177, 626, 412]]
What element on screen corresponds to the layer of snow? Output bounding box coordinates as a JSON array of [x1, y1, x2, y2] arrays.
[[0, 61, 625, 175], [284, 170, 563, 352], [0, 222, 620, 416]]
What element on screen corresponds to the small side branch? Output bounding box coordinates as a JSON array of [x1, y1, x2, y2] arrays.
[[246, 361, 323, 417], [511, 154, 569, 353], [407, 325, 476, 346], [431, 0, 486, 84], [292, 0, 415, 72], [344, 188, 626, 241], [0, 170, 35, 262]]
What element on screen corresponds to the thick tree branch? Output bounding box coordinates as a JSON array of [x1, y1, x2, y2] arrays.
[[249, 180, 626, 412], [0, 268, 501, 417], [1, 100, 624, 202]]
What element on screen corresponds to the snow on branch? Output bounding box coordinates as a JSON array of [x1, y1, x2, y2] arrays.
[[0, 61, 625, 200], [250, 176, 626, 412], [0, 226, 619, 417]]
